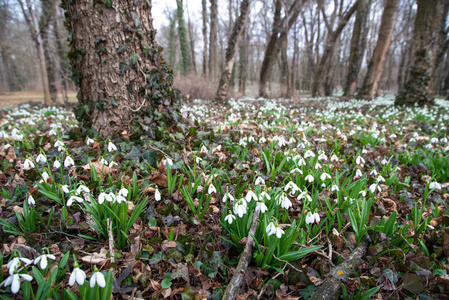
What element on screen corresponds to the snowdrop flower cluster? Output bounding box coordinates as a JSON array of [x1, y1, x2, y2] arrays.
[[266, 220, 284, 238]]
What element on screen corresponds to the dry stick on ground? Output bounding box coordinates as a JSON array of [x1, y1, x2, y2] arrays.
[[309, 237, 370, 300], [222, 209, 261, 300]]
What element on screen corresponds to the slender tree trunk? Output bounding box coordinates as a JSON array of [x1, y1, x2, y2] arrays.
[[17, 0, 52, 105], [259, 0, 304, 97], [209, 0, 218, 79], [395, 0, 444, 106], [358, 0, 400, 100], [53, 4, 69, 104], [167, 13, 177, 69], [62, 0, 179, 136], [311, 0, 358, 97], [177, 0, 191, 75], [343, 0, 370, 98], [202, 0, 208, 77], [186, 1, 197, 74], [238, 27, 247, 95], [215, 0, 250, 102]]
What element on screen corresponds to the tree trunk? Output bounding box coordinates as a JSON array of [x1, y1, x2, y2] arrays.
[[259, 0, 304, 97], [324, 37, 340, 97], [343, 0, 370, 98], [358, 0, 400, 100], [17, 0, 52, 106], [238, 27, 247, 95], [395, 0, 444, 106], [186, 2, 197, 74], [53, 4, 69, 105], [202, 0, 208, 77], [215, 0, 250, 102], [311, 1, 358, 98], [209, 0, 218, 79], [167, 12, 177, 69], [62, 0, 179, 136], [177, 0, 191, 76]]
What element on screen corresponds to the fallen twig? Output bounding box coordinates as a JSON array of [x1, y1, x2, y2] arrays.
[[222, 209, 260, 300]]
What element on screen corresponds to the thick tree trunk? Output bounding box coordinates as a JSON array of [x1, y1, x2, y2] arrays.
[[209, 0, 218, 79], [311, 1, 358, 98], [215, 0, 250, 102], [395, 0, 444, 106], [259, 0, 304, 97], [358, 0, 400, 100], [202, 0, 208, 77], [62, 0, 178, 136], [343, 0, 370, 98], [324, 37, 340, 97]]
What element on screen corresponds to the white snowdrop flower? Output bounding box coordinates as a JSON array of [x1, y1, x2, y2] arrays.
[[76, 184, 90, 195], [119, 188, 128, 197], [297, 191, 312, 202], [259, 136, 266, 143], [155, 188, 161, 201], [255, 176, 265, 186], [238, 139, 247, 147], [54, 140, 65, 152], [69, 265, 86, 286], [429, 181, 441, 190], [98, 192, 108, 204], [440, 137, 448, 143], [306, 212, 317, 225], [377, 175, 385, 183], [36, 153, 47, 164], [23, 158, 35, 170], [424, 143, 433, 149], [200, 145, 208, 154], [289, 137, 296, 144], [331, 185, 339, 192], [225, 214, 236, 224], [208, 184, 217, 194], [195, 157, 202, 164], [64, 156, 75, 168], [318, 153, 327, 161], [430, 137, 439, 144], [67, 195, 83, 206], [48, 129, 57, 136], [315, 162, 322, 169], [266, 222, 284, 238], [330, 155, 339, 162], [297, 158, 306, 166], [3, 143, 11, 150], [305, 174, 314, 183], [277, 136, 287, 147], [381, 159, 388, 165], [11, 128, 23, 141], [107, 141, 117, 152], [259, 191, 271, 200], [109, 160, 118, 168], [35, 254, 56, 270], [389, 134, 397, 139], [115, 194, 126, 203], [359, 190, 367, 197], [234, 199, 247, 218], [355, 169, 363, 178], [304, 150, 315, 159], [362, 149, 368, 154], [4, 273, 33, 294], [7, 257, 32, 275], [276, 193, 292, 209], [90, 270, 106, 288], [370, 169, 378, 176], [245, 190, 258, 202], [27, 195, 35, 205], [164, 157, 173, 166], [368, 184, 381, 194], [355, 156, 365, 165], [248, 136, 255, 143], [284, 181, 301, 194], [100, 158, 108, 166], [53, 159, 61, 169], [320, 172, 331, 181], [409, 137, 416, 143], [290, 168, 303, 175], [42, 172, 50, 182], [223, 192, 235, 203], [255, 200, 268, 213], [86, 137, 94, 145], [61, 185, 70, 194]]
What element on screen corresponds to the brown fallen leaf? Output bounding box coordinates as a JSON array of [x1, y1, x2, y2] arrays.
[[150, 279, 162, 291], [379, 198, 397, 213], [82, 160, 114, 177], [444, 228, 449, 259], [161, 240, 177, 253]]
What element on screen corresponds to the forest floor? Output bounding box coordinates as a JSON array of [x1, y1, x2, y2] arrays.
[[0, 96, 449, 299], [0, 91, 77, 108]]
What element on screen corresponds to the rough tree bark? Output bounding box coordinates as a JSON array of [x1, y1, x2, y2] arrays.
[[238, 27, 247, 95], [53, 4, 69, 105], [17, 0, 52, 106], [258, 0, 304, 97], [395, 0, 444, 106], [311, 0, 358, 98], [343, 0, 370, 98], [202, 0, 208, 77], [215, 0, 250, 102], [357, 0, 400, 100], [62, 0, 179, 136], [209, 0, 218, 79]]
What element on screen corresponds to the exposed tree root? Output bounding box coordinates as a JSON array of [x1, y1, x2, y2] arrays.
[[222, 209, 261, 300], [309, 237, 370, 300]]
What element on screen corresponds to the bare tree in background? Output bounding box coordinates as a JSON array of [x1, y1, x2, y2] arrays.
[[209, 0, 218, 79], [395, 0, 445, 106], [202, 0, 208, 77], [216, 0, 250, 102], [358, 0, 400, 100]]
